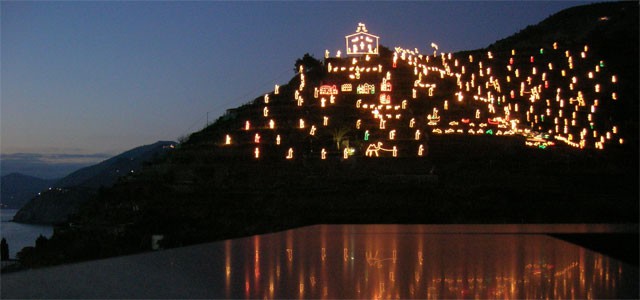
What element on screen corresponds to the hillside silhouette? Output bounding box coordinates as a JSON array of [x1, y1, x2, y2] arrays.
[[0, 173, 56, 209], [12, 141, 176, 224], [14, 2, 638, 269]]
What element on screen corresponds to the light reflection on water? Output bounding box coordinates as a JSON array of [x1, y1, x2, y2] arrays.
[[224, 225, 637, 299]]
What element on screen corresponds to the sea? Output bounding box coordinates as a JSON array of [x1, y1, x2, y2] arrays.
[[0, 209, 53, 259]]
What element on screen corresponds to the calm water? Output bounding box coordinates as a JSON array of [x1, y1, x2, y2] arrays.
[[0, 209, 53, 258], [223, 225, 637, 299]]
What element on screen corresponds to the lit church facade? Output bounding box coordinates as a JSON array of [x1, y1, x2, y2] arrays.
[[345, 23, 380, 55]]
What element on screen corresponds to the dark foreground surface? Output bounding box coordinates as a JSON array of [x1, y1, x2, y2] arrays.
[[2, 224, 637, 299]]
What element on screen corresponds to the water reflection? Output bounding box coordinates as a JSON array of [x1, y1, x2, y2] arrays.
[[224, 225, 637, 299]]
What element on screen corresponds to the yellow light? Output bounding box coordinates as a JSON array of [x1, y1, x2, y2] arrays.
[[276, 135, 281, 145], [225, 135, 231, 145], [269, 119, 275, 129], [299, 119, 305, 129], [254, 147, 260, 158], [245, 121, 250, 130], [286, 148, 294, 159], [321, 148, 326, 160], [254, 133, 260, 144]]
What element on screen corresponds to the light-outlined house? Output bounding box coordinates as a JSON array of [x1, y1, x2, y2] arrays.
[[345, 23, 379, 56]]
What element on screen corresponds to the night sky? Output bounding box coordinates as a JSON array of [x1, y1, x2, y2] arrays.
[[1, 1, 593, 177]]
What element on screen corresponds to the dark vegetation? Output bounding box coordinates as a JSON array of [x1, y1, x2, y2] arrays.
[[10, 2, 638, 270]]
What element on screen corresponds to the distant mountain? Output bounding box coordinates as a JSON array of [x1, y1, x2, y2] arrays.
[[0, 173, 57, 209], [54, 141, 177, 188], [12, 141, 176, 224]]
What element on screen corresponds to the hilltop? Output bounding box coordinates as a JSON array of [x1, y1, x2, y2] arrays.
[[14, 2, 638, 268]]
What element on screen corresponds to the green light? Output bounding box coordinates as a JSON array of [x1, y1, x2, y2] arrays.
[[540, 48, 544, 54], [486, 129, 494, 135], [600, 61, 605, 67], [539, 144, 547, 149], [364, 131, 370, 141]]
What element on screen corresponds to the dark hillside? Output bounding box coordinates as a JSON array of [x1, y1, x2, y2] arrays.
[[0, 173, 56, 209], [12, 141, 176, 224], [489, 2, 638, 50], [489, 1, 639, 146], [54, 141, 176, 188]]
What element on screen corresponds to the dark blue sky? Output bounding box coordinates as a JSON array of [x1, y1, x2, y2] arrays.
[[1, 1, 593, 175]]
